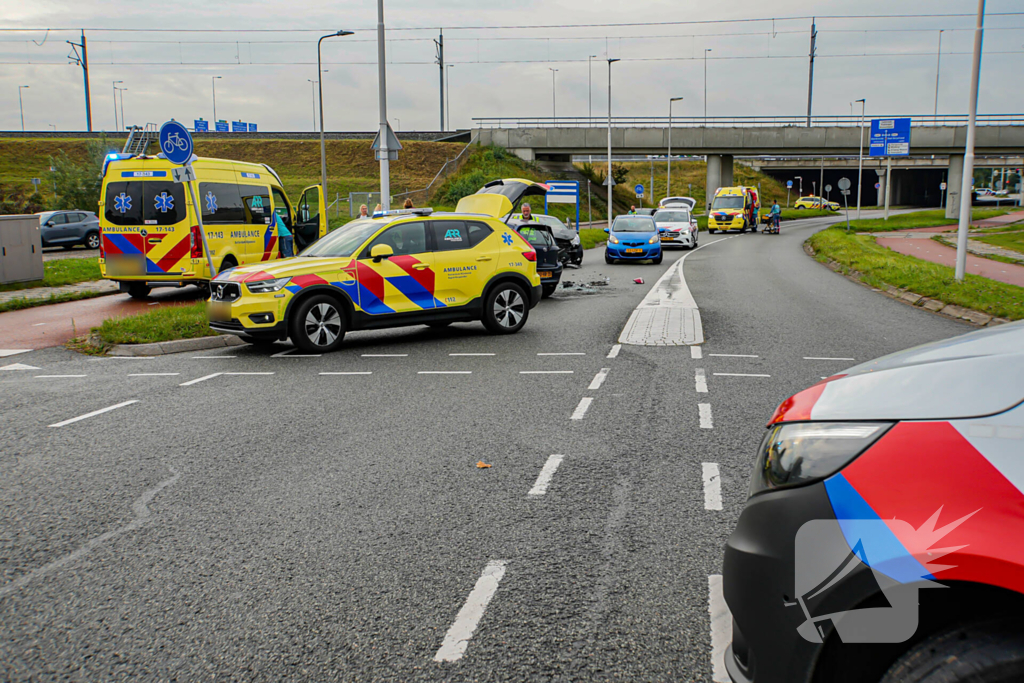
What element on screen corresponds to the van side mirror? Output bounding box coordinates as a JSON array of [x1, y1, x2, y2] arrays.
[[370, 244, 394, 262]]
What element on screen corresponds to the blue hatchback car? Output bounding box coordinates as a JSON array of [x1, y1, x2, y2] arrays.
[[604, 215, 663, 264]]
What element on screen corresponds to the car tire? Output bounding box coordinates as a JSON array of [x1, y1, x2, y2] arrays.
[[482, 282, 529, 334], [542, 283, 558, 298], [126, 283, 151, 299], [85, 232, 101, 250], [219, 256, 237, 274], [797, 205, 805, 210], [880, 619, 1024, 683], [652, 252, 663, 265], [709, 228, 717, 234], [574, 253, 583, 266], [605, 253, 615, 264], [290, 294, 347, 353]]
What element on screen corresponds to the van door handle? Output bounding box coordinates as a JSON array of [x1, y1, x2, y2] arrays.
[[412, 263, 431, 270], [476, 256, 492, 262]]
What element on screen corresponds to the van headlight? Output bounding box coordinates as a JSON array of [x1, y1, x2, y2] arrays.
[[749, 422, 893, 497], [246, 277, 291, 294]]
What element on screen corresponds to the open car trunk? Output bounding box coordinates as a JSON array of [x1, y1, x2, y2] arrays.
[[455, 178, 549, 219]]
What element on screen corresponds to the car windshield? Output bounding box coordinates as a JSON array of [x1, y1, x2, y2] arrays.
[[298, 219, 381, 257], [654, 211, 691, 223], [613, 217, 656, 232], [712, 196, 744, 210]]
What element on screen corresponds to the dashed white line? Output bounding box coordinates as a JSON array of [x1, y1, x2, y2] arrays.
[[691, 346, 702, 359], [179, 373, 223, 386], [699, 403, 713, 429], [520, 370, 574, 374], [434, 560, 508, 663], [49, 400, 139, 428], [528, 454, 565, 496], [35, 375, 87, 378], [713, 372, 771, 378], [695, 368, 708, 393], [224, 372, 275, 376], [362, 353, 408, 357], [449, 353, 495, 356], [129, 373, 180, 377], [418, 371, 472, 375], [571, 397, 593, 420], [708, 575, 733, 683], [804, 356, 855, 361], [588, 368, 610, 390], [320, 371, 373, 375], [192, 356, 237, 359], [607, 344, 621, 359], [709, 353, 759, 358], [702, 463, 723, 511], [538, 352, 585, 356]]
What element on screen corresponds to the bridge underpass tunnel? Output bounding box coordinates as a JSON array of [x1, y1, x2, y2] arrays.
[[761, 163, 947, 210]]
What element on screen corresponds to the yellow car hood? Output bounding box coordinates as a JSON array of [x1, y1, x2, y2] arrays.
[[217, 257, 355, 283]]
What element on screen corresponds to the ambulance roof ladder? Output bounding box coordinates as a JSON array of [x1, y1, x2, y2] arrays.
[[122, 123, 160, 156]]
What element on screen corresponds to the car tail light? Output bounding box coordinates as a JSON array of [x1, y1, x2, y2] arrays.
[[523, 250, 537, 262], [190, 225, 203, 258], [98, 228, 105, 258]]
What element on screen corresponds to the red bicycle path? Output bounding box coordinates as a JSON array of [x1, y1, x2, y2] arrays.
[[874, 236, 1024, 288]]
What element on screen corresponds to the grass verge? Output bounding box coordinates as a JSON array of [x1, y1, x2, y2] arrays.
[[975, 229, 1024, 257], [579, 228, 607, 250], [845, 208, 1015, 232], [0, 257, 101, 292], [0, 289, 113, 314], [93, 301, 215, 345], [808, 227, 1024, 320]]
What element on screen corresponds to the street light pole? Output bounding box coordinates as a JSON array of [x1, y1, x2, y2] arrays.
[[934, 30, 944, 118], [318, 31, 354, 206], [607, 58, 620, 232], [212, 76, 221, 124], [112, 80, 122, 130], [668, 97, 683, 198], [446, 64, 454, 131], [588, 55, 597, 166], [955, 0, 986, 282], [856, 98, 866, 218], [117, 86, 127, 129], [376, 0, 392, 212], [18, 85, 29, 132], [307, 79, 318, 131], [703, 49, 712, 121], [549, 68, 558, 119]]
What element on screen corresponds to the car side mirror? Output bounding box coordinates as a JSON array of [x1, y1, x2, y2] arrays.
[[603, 227, 610, 233], [370, 243, 394, 262], [44, 221, 53, 227]]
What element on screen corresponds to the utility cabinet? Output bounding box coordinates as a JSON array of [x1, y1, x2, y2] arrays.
[[0, 214, 45, 284]]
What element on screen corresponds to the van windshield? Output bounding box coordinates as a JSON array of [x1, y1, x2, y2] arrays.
[[712, 196, 744, 210], [299, 219, 381, 258]]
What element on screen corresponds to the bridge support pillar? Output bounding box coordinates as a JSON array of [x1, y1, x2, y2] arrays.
[[876, 169, 886, 207], [945, 153, 964, 219], [510, 148, 535, 162], [705, 154, 734, 211]]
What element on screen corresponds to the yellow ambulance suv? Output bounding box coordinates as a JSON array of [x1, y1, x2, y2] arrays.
[[98, 154, 326, 299]]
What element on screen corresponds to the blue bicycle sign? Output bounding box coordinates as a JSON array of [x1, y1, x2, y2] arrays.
[[158, 121, 193, 165]]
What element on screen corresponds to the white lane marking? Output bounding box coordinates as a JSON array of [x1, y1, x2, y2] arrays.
[[709, 353, 759, 358], [192, 356, 237, 359], [103, 356, 155, 359], [713, 373, 771, 378], [270, 348, 296, 357], [699, 403, 713, 429], [320, 371, 372, 375], [179, 373, 223, 386], [418, 371, 472, 375], [571, 397, 593, 420], [538, 352, 585, 356], [708, 575, 733, 683], [528, 454, 565, 496], [32, 323, 47, 326], [0, 466, 180, 598], [607, 344, 621, 359], [49, 400, 138, 428], [1, 363, 40, 371], [129, 373, 180, 377], [147, 301, 160, 306], [362, 353, 408, 357], [434, 559, 508, 662], [450, 353, 495, 356], [703, 463, 723, 511], [588, 368, 610, 390], [695, 368, 708, 393], [35, 375, 87, 378], [520, 370, 574, 374], [803, 356, 856, 361], [0, 349, 32, 357], [691, 346, 702, 359], [224, 372, 275, 376]]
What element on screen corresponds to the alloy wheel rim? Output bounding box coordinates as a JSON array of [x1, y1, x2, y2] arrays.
[[305, 303, 342, 346], [493, 289, 525, 328], [88, 234, 100, 248]]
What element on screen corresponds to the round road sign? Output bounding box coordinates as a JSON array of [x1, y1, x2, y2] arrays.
[[825, 184, 832, 193], [875, 182, 881, 190], [634, 184, 644, 195], [787, 180, 793, 188], [838, 177, 851, 191], [159, 120, 193, 166]]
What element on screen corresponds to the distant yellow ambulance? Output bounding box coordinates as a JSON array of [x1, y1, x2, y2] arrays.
[[98, 154, 326, 298]]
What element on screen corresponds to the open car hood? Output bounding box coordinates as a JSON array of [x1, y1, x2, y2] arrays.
[[455, 178, 549, 218]]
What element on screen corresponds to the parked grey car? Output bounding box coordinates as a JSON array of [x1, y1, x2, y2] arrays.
[[38, 210, 100, 250]]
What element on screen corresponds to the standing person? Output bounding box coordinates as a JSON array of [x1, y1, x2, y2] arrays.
[[770, 199, 781, 232], [275, 212, 294, 257], [403, 198, 414, 209], [358, 204, 369, 218], [374, 203, 382, 215], [628, 205, 637, 215], [520, 203, 536, 221]]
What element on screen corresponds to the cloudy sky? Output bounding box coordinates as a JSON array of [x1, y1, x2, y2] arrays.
[[2, 0, 1022, 132]]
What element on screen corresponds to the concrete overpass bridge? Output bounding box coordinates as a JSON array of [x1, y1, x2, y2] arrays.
[[473, 115, 1024, 215]]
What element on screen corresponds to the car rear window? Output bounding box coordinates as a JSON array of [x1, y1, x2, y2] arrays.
[[104, 181, 187, 226], [517, 225, 554, 247]]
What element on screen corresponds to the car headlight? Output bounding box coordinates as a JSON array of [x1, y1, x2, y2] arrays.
[[749, 422, 893, 497], [571, 235, 580, 246], [246, 277, 291, 294], [609, 235, 620, 244], [648, 235, 659, 244]]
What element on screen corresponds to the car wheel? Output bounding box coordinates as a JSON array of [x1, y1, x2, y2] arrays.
[[85, 232, 101, 250], [797, 205, 805, 210], [483, 282, 529, 334], [574, 253, 583, 266], [290, 294, 347, 353], [652, 252, 664, 265], [709, 228, 717, 234], [542, 283, 558, 298], [605, 253, 615, 264], [880, 619, 1024, 683], [126, 283, 151, 300], [219, 256, 237, 274]]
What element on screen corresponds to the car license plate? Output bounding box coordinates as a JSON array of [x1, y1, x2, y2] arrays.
[[625, 248, 643, 254], [661, 235, 675, 241], [208, 302, 231, 321], [538, 271, 552, 278]]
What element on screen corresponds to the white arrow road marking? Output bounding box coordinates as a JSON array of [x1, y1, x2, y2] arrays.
[[528, 454, 565, 496], [434, 560, 508, 662], [703, 463, 723, 511]]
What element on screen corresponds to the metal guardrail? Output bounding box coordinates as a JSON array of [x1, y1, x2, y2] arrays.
[[473, 115, 1023, 129], [393, 131, 479, 203]]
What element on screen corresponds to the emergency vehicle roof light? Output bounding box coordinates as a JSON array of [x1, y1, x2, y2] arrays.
[[371, 207, 434, 218]]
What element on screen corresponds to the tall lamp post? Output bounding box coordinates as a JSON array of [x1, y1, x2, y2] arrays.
[[116, 85, 127, 129], [307, 79, 318, 131], [955, 0, 986, 282], [212, 76, 222, 124], [318, 30, 354, 207], [855, 98, 865, 218], [18, 85, 29, 132], [112, 80, 122, 130], [703, 49, 712, 121], [446, 64, 454, 131], [549, 68, 558, 119], [933, 30, 944, 118], [667, 96, 683, 198], [606, 58, 620, 231], [588, 55, 597, 165]]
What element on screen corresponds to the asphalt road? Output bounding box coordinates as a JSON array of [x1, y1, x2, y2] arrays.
[[0, 213, 968, 682]]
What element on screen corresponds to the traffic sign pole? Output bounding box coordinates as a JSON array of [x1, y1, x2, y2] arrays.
[[160, 121, 216, 281], [884, 156, 892, 220]]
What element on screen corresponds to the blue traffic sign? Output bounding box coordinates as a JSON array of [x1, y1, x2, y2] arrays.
[[215, 120, 229, 132], [159, 121, 193, 165], [248, 122, 258, 133], [634, 184, 644, 195], [193, 119, 209, 133], [231, 121, 248, 132], [869, 118, 911, 157], [787, 180, 793, 188]]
